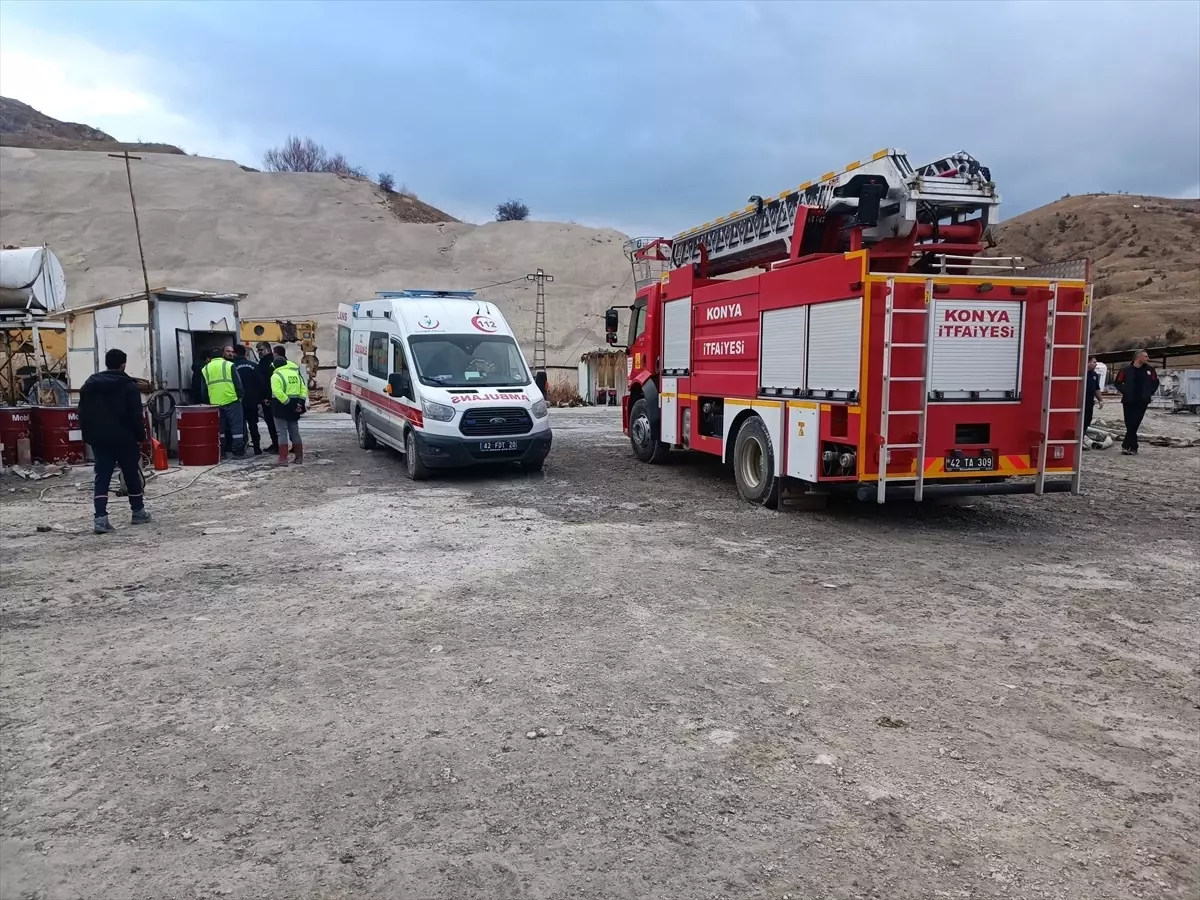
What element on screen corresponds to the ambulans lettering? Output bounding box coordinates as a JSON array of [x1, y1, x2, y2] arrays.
[[701, 340, 746, 356], [449, 392, 529, 404], [706, 303, 743, 321], [938, 308, 1016, 339]]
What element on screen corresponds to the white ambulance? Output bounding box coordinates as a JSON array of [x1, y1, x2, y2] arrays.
[[331, 290, 552, 479]]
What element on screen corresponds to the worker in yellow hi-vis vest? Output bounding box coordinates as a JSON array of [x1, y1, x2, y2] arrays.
[[200, 345, 247, 458], [270, 346, 309, 466]]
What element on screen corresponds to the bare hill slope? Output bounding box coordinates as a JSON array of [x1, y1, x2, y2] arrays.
[[0, 147, 630, 371], [993, 194, 1200, 351], [0, 95, 187, 156]]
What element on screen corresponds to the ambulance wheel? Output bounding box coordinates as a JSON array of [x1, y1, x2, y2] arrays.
[[404, 429, 429, 481], [733, 416, 779, 509], [355, 408, 377, 450], [629, 398, 670, 464]]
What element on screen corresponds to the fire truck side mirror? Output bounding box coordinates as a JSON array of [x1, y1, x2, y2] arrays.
[[604, 308, 620, 344]]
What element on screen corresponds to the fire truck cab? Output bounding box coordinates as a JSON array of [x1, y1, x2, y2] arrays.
[[608, 149, 1092, 506]]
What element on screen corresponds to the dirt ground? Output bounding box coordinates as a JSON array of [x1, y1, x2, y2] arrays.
[[1, 408, 1197, 900]]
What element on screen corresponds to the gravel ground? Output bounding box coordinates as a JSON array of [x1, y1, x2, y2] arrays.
[[1, 407, 1197, 900]]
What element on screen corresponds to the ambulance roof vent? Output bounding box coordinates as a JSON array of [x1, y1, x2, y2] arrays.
[[375, 289, 478, 300]]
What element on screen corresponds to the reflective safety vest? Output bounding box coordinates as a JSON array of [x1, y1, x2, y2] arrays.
[[202, 358, 239, 407], [271, 360, 308, 405]]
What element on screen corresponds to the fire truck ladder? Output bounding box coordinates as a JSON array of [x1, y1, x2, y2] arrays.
[[670, 150, 1000, 277], [877, 277, 937, 504], [1035, 282, 1091, 495]]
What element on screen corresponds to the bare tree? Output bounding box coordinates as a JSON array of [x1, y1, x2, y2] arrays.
[[496, 199, 530, 221], [262, 136, 370, 179], [378, 172, 396, 193], [263, 135, 328, 172]]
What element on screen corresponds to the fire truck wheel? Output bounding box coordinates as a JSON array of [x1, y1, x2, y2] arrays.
[[629, 398, 669, 464], [733, 416, 779, 509], [404, 429, 430, 481], [355, 408, 377, 450]]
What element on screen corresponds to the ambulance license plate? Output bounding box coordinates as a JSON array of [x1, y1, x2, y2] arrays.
[[478, 440, 519, 452], [945, 453, 995, 472]]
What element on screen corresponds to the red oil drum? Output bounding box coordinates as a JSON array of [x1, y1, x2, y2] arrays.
[[0, 406, 34, 467], [177, 405, 221, 466], [32, 406, 85, 464]]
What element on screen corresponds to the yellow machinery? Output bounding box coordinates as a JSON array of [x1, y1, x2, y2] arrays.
[[1, 321, 67, 405], [239, 319, 321, 396]]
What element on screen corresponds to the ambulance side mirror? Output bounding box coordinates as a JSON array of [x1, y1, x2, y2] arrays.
[[604, 308, 620, 345], [387, 370, 413, 401]]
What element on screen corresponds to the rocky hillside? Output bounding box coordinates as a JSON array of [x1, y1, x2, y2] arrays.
[[993, 194, 1200, 351], [0, 147, 630, 373], [0, 96, 187, 155]]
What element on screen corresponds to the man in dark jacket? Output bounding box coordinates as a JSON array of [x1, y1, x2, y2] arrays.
[[255, 341, 280, 453], [1114, 349, 1158, 455], [233, 344, 267, 455], [79, 348, 150, 533], [1084, 356, 1103, 434]]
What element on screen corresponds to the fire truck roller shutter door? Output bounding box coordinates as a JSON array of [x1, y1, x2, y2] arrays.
[[807, 298, 863, 395], [662, 297, 692, 375], [929, 299, 1023, 399], [760, 306, 808, 392]]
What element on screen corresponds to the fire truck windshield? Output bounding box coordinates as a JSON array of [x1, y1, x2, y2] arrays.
[[408, 334, 531, 388]]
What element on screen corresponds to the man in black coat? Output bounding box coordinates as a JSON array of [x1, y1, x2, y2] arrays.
[[79, 348, 150, 533], [233, 344, 267, 454], [255, 341, 280, 453], [1114, 349, 1159, 455]]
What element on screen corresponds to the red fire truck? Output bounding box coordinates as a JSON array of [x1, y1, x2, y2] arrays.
[[606, 149, 1092, 506]]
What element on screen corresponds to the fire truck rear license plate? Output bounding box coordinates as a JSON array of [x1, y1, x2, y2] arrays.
[[479, 440, 519, 452], [945, 454, 995, 472]]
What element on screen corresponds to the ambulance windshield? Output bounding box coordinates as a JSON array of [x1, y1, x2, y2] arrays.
[[408, 334, 531, 388]]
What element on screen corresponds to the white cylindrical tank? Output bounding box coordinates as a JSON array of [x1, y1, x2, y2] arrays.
[[0, 246, 67, 313]]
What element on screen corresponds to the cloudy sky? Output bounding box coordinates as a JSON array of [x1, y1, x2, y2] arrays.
[[1, 0, 1197, 235]]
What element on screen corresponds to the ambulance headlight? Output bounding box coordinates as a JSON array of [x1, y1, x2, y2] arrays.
[[531, 399, 549, 419], [421, 398, 455, 422]]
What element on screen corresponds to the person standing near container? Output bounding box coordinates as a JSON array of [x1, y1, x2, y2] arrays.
[[201, 344, 246, 459], [232, 344, 266, 455], [255, 341, 280, 453], [270, 352, 308, 466], [79, 348, 150, 533]]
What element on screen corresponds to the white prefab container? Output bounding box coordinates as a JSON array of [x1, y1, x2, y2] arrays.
[[0, 246, 68, 314], [50, 288, 246, 404]]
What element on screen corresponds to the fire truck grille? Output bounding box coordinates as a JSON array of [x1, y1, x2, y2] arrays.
[[458, 407, 533, 437]]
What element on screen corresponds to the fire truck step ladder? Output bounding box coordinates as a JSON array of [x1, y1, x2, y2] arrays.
[[878, 277, 936, 504], [1035, 283, 1090, 496]]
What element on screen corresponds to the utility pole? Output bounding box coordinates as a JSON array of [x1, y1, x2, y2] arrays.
[[526, 268, 553, 375], [109, 151, 160, 389]]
